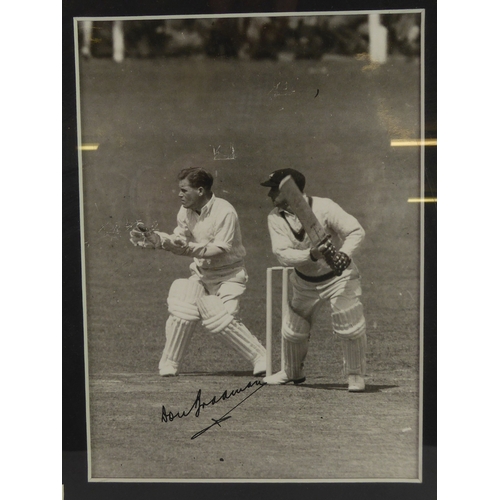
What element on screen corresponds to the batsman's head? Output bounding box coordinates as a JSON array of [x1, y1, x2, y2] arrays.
[[261, 168, 306, 210], [260, 168, 306, 191]]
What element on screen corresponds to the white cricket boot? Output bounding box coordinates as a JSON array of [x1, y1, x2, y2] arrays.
[[159, 360, 179, 377], [263, 369, 305, 385], [348, 375, 365, 392]]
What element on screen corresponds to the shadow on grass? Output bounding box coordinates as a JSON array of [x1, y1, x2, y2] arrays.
[[297, 383, 398, 393], [181, 370, 260, 378], [179, 374, 398, 392]]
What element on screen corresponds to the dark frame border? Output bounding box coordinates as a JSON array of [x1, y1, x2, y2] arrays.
[[62, 0, 436, 497]]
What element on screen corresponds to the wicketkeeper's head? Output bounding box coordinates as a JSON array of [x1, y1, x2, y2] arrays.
[[260, 168, 306, 192], [178, 167, 214, 191]]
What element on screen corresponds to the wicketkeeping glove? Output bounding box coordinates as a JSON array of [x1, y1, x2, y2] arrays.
[[160, 234, 189, 254], [129, 222, 161, 249]]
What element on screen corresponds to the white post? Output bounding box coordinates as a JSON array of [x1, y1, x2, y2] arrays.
[[266, 268, 273, 376], [281, 268, 288, 371], [369, 13, 388, 64]]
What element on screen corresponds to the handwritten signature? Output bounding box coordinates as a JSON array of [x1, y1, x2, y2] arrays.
[[161, 380, 266, 439]]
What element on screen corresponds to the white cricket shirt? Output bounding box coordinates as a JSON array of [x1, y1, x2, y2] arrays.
[[173, 194, 246, 270], [267, 195, 365, 278]]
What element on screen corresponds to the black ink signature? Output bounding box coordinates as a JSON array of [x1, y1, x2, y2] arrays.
[[161, 380, 266, 439], [191, 383, 265, 440], [161, 379, 265, 423]]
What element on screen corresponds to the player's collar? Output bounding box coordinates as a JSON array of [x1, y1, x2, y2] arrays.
[[197, 193, 216, 215], [279, 195, 312, 242]]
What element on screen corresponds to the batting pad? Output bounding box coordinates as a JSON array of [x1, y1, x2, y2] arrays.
[[331, 299, 366, 338], [198, 295, 265, 363], [167, 279, 206, 321], [220, 320, 266, 363], [340, 332, 367, 376], [158, 315, 198, 370], [283, 337, 308, 380], [282, 305, 311, 343], [197, 295, 234, 333]]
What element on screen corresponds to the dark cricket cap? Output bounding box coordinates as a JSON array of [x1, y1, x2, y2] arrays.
[[260, 168, 306, 192]]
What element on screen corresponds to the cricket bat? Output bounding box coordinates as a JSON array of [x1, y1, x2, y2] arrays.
[[279, 175, 337, 268], [278, 175, 331, 247]]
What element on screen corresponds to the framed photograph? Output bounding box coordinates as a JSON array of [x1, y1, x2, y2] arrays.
[[63, 0, 436, 496]]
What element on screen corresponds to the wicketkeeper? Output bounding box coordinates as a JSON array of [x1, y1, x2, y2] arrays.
[[130, 167, 266, 377], [260, 168, 367, 391]]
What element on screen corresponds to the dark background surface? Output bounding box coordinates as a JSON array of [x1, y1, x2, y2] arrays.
[[63, 0, 436, 497]]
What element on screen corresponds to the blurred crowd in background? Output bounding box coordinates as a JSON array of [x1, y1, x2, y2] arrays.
[[79, 14, 420, 62]]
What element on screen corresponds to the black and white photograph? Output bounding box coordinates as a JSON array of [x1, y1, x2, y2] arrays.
[[68, 5, 434, 485]]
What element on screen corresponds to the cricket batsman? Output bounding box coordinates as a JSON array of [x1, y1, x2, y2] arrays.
[[130, 167, 266, 377], [260, 168, 367, 391]]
